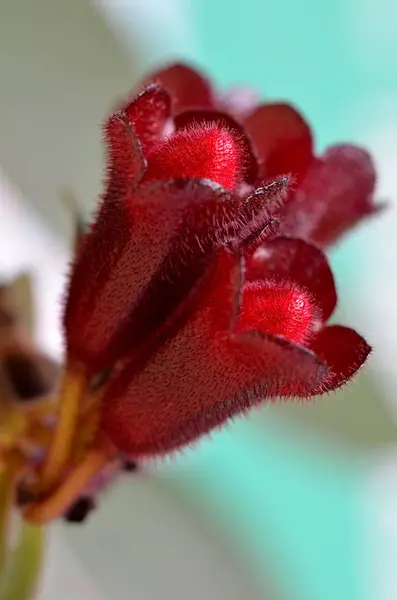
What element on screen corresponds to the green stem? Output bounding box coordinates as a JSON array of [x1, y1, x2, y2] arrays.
[[0, 524, 45, 600], [0, 466, 15, 575]]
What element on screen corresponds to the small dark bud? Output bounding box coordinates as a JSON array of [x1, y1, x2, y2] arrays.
[[123, 460, 138, 472], [64, 497, 96, 524]]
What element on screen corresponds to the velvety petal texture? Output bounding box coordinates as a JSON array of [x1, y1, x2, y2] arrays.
[[65, 179, 231, 371], [244, 103, 313, 182], [62, 61, 374, 458], [102, 250, 329, 457], [121, 84, 171, 156], [104, 111, 145, 190], [247, 237, 337, 321], [144, 121, 247, 190], [144, 63, 214, 113], [173, 110, 258, 183], [65, 177, 287, 371], [237, 280, 320, 345], [309, 325, 371, 393], [280, 145, 379, 246]]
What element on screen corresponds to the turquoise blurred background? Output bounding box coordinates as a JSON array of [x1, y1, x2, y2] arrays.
[[145, 2, 397, 599]]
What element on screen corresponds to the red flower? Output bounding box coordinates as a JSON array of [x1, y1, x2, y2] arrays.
[[146, 62, 381, 246], [63, 63, 374, 459]]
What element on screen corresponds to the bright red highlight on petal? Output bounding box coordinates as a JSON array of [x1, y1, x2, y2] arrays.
[[102, 250, 329, 457], [61, 61, 376, 461], [247, 237, 337, 322], [144, 123, 245, 190], [237, 280, 319, 345]]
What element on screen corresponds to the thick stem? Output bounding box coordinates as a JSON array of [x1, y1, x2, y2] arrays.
[[36, 363, 87, 494], [23, 437, 115, 525]]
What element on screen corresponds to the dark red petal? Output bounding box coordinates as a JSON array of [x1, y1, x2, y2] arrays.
[[231, 178, 289, 250], [246, 237, 337, 321], [244, 103, 313, 181], [237, 280, 319, 345], [174, 110, 258, 183], [309, 325, 371, 393], [102, 249, 329, 457], [104, 111, 146, 191], [121, 84, 171, 155], [144, 122, 246, 190], [280, 145, 379, 247], [65, 175, 288, 372], [64, 179, 229, 371], [143, 63, 213, 113], [104, 178, 288, 365]]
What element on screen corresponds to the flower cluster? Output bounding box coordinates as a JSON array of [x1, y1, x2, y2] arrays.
[[65, 62, 375, 457], [1, 63, 378, 524]]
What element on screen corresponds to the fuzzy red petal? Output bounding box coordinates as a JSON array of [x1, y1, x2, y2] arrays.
[[230, 178, 289, 250], [104, 111, 146, 192], [104, 178, 289, 364], [246, 237, 337, 321], [237, 280, 319, 345], [309, 325, 371, 393], [144, 122, 247, 190], [65, 177, 287, 371], [144, 63, 214, 113], [65, 179, 229, 371], [244, 103, 313, 182], [102, 249, 329, 457], [174, 110, 258, 183], [121, 84, 171, 156], [280, 145, 380, 247]]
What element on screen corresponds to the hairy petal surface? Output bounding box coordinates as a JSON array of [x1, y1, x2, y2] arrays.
[[144, 63, 214, 113], [103, 249, 329, 457], [309, 325, 371, 393], [65, 175, 288, 372], [280, 145, 380, 247], [144, 122, 247, 190], [173, 110, 258, 183], [247, 237, 337, 321], [237, 280, 319, 345], [244, 103, 313, 182], [121, 84, 171, 156]]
